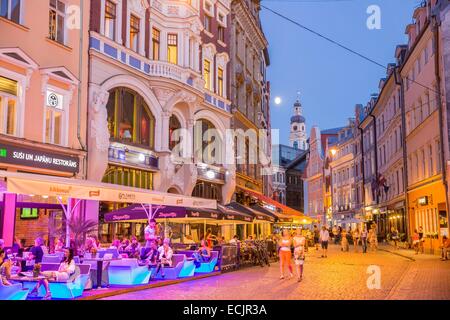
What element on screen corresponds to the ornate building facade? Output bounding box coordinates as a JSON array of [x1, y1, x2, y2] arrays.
[[0, 0, 89, 245], [87, 0, 236, 238], [229, 0, 271, 203], [329, 120, 357, 229]]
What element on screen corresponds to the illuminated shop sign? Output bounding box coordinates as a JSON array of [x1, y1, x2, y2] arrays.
[[0, 143, 79, 173], [418, 196, 428, 206], [108, 145, 158, 169]]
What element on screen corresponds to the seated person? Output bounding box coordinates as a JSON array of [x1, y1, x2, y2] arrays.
[[183, 235, 196, 244], [440, 235, 450, 261], [83, 237, 97, 255], [53, 238, 65, 254], [119, 239, 130, 253], [110, 239, 121, 250], [29, 248, 76, 300], [218, 236, 226, 245], [0, 249, 12, 286], [192, 240, 211, 267], [140, 240, 158, 267], [125, 236, 141, 259], [12, 237, 21, 254], [229, 235, 239, 245], [152, 238, 173, 279]]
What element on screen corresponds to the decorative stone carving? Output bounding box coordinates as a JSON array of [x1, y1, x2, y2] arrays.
[[179, 90, 197, 105], [153, 87, 175, 105], [87, 88, 110, 182], [202, 44, 216, 60], [90, 89, 110, 152], [129, 0, 149, 14], [216, 53, 229, 67], [245, 79, 253, 94]]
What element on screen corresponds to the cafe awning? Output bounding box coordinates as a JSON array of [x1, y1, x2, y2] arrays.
[[249, 204, 277, 223], [226, 202, 274, 223], [0, 171, 216, 209], [236, 185, 304, 216], [217, 204, 254, 223], [104, 204, 222, 222]]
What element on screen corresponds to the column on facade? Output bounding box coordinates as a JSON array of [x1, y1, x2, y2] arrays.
[[183, 31, 190, 69], [194, 39, 200, 73], [161, 110, 171, 152]]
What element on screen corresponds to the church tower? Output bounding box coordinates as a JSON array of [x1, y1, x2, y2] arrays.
[[289, 95, 308, 150]]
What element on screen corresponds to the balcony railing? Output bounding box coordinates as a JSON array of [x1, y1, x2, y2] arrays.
[[89, 31, 203, 91]]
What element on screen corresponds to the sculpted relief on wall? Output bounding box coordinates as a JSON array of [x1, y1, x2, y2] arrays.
[[88, 88, 110, 182]]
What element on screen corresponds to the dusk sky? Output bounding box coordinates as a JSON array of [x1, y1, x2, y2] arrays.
[[261, 0, 421, 145]]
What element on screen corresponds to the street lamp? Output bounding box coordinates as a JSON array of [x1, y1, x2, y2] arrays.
[[206, 170, 215, 179], [330, 148, 337, 156]]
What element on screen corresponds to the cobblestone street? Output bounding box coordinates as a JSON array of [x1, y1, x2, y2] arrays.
[[101, 244, 450, 300]]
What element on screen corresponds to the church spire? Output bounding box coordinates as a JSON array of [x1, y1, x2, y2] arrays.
[[289, 92, 308, 150]]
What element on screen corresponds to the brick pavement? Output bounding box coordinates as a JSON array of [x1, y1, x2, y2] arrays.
[[383, 246, 450, 300], [101, 244, 450, 300]]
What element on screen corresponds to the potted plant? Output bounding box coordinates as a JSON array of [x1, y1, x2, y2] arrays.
[[33, 263, 41, 278]]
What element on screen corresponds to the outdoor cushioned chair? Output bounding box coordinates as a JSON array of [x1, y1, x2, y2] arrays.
[[42, 254, 63, 264], [178, 255, 196, 278], [0, 281, 29, 300], [108, 258, 151, 285], [194, 251, 219, 274], [150, 254, 185, 280], [99, 249, 120, 259], [20, 263, 91, 299]]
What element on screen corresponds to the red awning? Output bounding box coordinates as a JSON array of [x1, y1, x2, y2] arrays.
[[236, 185, 304, 217]]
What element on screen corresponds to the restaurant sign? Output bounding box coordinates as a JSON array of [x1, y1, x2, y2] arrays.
[[224, 214, 253, 222], [187, 211, 222, 219], [0, 143, 79, 173], [278, 217, 293, 223]]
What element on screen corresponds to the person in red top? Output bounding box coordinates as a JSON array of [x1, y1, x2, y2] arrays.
[[205, 229, 216, 249]]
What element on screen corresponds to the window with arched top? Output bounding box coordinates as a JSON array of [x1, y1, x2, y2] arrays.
[[106, 87, 155, 149], [169, 115, 181, 150], [192, 181, 222, 202], [194, 118, 222, 165]]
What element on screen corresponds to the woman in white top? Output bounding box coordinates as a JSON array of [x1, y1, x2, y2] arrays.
[[278, 229, 293, 279], [352, 228, 360, 252], [293, 229, 306, 282], [153, 238, 173, 279], [29, 248, 76, 300]]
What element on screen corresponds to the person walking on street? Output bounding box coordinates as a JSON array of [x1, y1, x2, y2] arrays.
[[293, 229, 306, 282], [391, 227, 399, 250], [341, 229, 349, 252], [319, 226, 330, 258], [352, 227, 360, 252], [412, 229, 420, 255], [332, 226, 338, 245], [369, 225, 378, 252], [313, 225, 320, 251], [418, 226, 425, 254], [360, 225, 368, 253], [278, 229, 293, 279]]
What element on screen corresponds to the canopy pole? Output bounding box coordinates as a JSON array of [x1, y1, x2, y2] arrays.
[[57, 197, 70, 247], [56, 197, 83, 247], [203, 219, 206, 240]]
